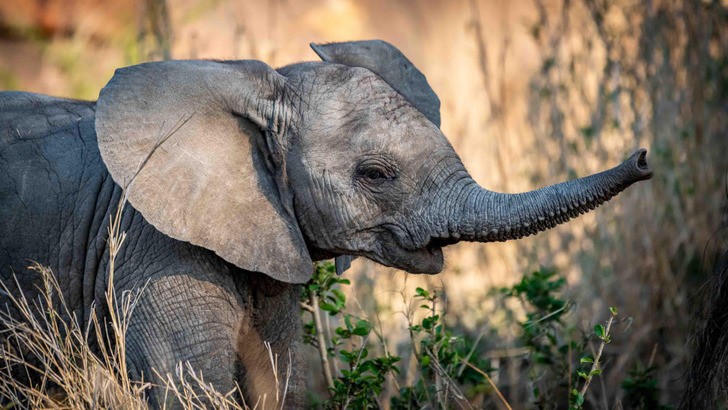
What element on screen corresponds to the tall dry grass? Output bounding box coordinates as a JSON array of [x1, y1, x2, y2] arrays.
[[0, 262, 149, 409], [0, 198, 291, 409]]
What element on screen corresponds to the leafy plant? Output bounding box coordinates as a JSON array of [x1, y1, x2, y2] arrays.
[[569, 308, 617, 409], [392, 287, 493, 409], [621, 364, 672, 410], [301, 262, 401, 408], [500, 267, 584, 408], [300, 262, 675, 409], [302, 263, 496, 409]]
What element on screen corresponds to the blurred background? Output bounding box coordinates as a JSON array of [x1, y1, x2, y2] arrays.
[[1, 0, 726, 407]]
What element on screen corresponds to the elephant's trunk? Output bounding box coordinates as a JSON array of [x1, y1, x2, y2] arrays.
[[446, 149, 652, 243]]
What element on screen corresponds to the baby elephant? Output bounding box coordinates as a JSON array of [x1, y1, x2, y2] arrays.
[[0, 40, 652, 406]]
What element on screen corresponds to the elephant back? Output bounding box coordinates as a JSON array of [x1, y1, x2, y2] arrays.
[[0, 92, 101, 312]]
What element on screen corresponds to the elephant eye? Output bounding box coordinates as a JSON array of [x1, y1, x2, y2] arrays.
[[365, 169, 385, 180], [355, 160, 398, 184]]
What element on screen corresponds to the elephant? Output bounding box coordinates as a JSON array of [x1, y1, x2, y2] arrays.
[[681, 214, 728, 409], [0, 40, 652, 407]]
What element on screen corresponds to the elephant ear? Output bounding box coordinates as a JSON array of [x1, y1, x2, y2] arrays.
[[310, 40, 441, 128], [95, 60, 313, 283]]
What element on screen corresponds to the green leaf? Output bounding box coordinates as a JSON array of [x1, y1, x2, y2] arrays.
[[589, 369, 602, 376], [609, 306, 618, 316], [577, 371, 588, 380], [351, 328, 369, 336], [580, 356, 594, 364], [340, 350, 356, 363], [320, 302, 338, 313], [422, 315, 439, 330], [571, 388, 585, 406], [594, 323, 605, 339], [331, 289, 346, 304], [421, 355, 431, 367], [352, 319, 372, 336]]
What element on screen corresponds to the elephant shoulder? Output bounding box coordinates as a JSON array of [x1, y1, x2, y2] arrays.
[[0, 92, 99, 170], [0, 92, 96, 146], [0, 92, 102, 192], [0, 92, 107, 280]]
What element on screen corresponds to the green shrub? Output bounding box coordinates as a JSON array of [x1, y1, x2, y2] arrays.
[[302, 262, 670, 409]]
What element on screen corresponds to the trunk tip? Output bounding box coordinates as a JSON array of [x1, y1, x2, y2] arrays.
[[627, 148, 653, 181]]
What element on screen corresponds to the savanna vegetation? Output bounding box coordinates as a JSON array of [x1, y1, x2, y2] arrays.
[[0, 0, 726, 408]]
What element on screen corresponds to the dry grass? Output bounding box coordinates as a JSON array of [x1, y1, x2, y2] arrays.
[[0, 198, 290, 409], [0, 263, 149, 409]]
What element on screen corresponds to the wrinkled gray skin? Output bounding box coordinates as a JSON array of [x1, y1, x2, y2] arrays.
[[0, 40, 652, 407]]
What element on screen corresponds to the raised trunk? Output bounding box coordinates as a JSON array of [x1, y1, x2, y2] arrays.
[[451, 149, 652, 243]]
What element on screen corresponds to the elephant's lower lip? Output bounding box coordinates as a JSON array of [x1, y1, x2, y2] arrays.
[[402, 246, 443, 274], [369, 244, 443, 274], [426, 247, 444, 273], [369, 231, 445, 274]]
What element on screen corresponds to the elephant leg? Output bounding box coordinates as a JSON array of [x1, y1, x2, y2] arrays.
[[236, 273, 306, 408], [234, 323, 305, 408], [124, 273, 245, 407], [121, 269, 305, 408]]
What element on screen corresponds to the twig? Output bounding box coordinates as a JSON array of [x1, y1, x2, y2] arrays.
[[124, 113, 194, 192], [457, 332, 483, 377], [425, 347, 472, 410], [481, 347, 530, 359], [309, 289, 335, 391], [579, 313, 615, 398], [324, 304, 339, 377], [429, 290, 443, 407], [568, 338, 573, 406], [523, 303, 570, 328], [460, 360, 512, 410]]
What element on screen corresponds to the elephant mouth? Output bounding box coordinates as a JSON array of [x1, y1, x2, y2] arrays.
[[426, 236, 459, 249], [366, 233, 445, 274], [378, 245, 444, 274]]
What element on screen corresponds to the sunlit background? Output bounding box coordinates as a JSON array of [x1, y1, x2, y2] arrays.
[[1, 0, 726, 406]]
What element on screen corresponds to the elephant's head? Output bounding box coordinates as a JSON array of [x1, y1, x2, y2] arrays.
[[95, 40, 652, 283]]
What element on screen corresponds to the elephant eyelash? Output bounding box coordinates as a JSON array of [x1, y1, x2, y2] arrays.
[[354, 161, 398, 183], [363, 169, 388, 180]]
